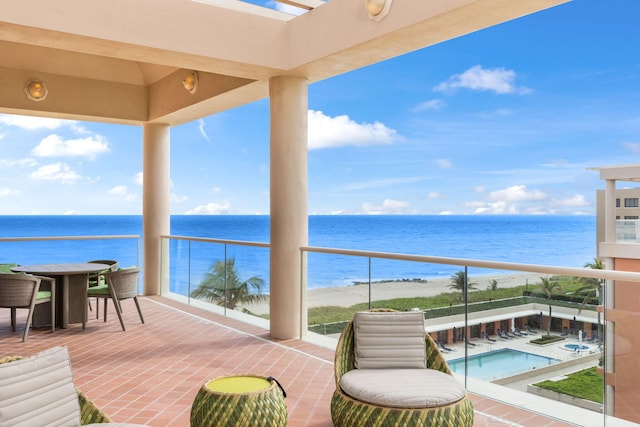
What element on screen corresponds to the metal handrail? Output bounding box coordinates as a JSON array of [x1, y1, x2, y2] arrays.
[[301, 245, 640, 283], [161, 234, 269, 248]]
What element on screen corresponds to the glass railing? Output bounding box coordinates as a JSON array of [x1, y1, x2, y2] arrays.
[[616, 219, 640, 242], [159, 235, 270, 321], [301, 245, 640, 427], [0, 234, 141, 290], [158, 236, 640, 426]]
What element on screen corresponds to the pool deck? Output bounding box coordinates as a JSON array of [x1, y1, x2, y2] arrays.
[[440, 330, 601, 386]]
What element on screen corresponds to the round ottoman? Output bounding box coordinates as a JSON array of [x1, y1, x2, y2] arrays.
[[190, 375, 287, 427]]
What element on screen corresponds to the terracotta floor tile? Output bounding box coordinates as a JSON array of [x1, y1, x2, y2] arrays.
[[1, 296, 579, 426]]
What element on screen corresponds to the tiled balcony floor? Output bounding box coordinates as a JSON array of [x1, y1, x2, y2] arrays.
[[1, 296, 575, 427]]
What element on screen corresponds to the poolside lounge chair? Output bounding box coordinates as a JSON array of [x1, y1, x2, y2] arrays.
[[437, 341, 454, 352], [483, 332, 497, 342], [497, 330, 510, 340], [331, 309, 474, 427], [525, 325, 537, 334], [515, 327, 528, 336]]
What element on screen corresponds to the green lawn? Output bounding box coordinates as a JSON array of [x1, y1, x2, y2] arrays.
[[534, 367, 603, 404]]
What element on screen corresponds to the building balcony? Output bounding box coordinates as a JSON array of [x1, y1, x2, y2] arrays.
[[2, 234, 639, 426], [0, 295, 619, 427]]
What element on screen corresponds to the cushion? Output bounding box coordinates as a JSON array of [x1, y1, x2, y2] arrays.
[[340, 368, 466, 408], [0, 346, 81, 426], [353, 311, 426, 369], [88, 284, 110, 296]]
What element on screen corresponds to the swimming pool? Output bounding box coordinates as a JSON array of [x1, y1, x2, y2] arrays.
[[448, 349, 560, 382], [564, 343, 590, 351]]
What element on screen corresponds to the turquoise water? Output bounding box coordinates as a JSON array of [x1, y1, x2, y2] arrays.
[[448, 349, 560, 381], [0, 215, 596, 292]]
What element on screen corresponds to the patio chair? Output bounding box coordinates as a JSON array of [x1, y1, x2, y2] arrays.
[[87, 267, 144, 331], [0, 273, 55, 342], [86, 259, 119, 317], [331, 309, 473, 427], [0, 346, 149, 426]]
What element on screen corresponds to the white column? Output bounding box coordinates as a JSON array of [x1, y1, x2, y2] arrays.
[[269, 76, 308, 339], [142, 124, 170, 295]]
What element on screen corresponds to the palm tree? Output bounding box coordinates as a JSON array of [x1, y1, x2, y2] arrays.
[[449, 271, 477, 302], [487, 279, 499, 291], [190, 258, 268, 311], [579, 257, 604, 344], [540, 276, 561, 336]]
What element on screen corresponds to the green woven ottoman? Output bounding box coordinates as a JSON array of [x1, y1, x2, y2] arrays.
[[190, 375, 287, 427]]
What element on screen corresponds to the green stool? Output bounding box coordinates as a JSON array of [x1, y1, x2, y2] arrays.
[[190, 375, 287, 427]]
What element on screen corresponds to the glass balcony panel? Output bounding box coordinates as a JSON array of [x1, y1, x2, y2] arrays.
[[304, 249, 616, 426], [161, 236, 270, 319]]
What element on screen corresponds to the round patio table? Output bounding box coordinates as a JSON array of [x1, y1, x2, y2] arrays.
[[190, 374, 287, 427], [11, 262, 110, 329]]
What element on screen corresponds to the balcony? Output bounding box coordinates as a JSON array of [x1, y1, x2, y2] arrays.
[[0, 295, 605, 427], [2, 234, 640, 426]]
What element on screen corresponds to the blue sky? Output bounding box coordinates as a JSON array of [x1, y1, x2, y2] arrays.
[[0, 0, 639, 215]]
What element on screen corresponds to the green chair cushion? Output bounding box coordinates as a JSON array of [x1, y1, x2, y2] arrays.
[[0, 263, 18, 274], [87, 284, 110, 296], [36, 291, 52, 300]]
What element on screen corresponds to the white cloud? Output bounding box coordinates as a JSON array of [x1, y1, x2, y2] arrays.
[[198, 119, 211, 142], [487, 185, 547, 202], [435, 159, 452, 169], [0, 158, 38, 167], [0, 114, 74, 130], [308, 110, 398, 150], [108, 185, 137, 202], [185, 201, 231, 214], [466, 185, 551, 214], [0, 188, 20, 196], [434, 65, 531, 95], [622, 142, 640, 153], [360, 199, 412, 214], [31, 134, 109, 159], [554, 194, 589, 207], [29, 162, 81, 184], [427, 191, 443, 199], [134, 172, 143, 186], [412, 99, 446, 112]]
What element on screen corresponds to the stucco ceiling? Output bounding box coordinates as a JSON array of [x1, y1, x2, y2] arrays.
[[0, 0, 569, 125]]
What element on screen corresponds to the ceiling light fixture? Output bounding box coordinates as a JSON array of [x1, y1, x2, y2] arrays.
[[365, 0, 391, 21], [182, 71, 199, 94], [24, 80, 48, 102]]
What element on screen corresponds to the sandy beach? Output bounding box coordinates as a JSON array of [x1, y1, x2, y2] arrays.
[[243, 272, 542, 315]]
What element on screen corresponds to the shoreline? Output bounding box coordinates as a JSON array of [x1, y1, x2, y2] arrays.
[[243, 272, 542, 315]]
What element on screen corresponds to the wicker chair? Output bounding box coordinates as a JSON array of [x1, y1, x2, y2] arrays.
[[331, 309, 474, 427], [0, 273, 55, 342], [87, 259, 119, 317], [87, 267, 144, 331], [0, 353, 112, 424]]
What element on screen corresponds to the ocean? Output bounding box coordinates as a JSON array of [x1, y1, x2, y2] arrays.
[[0, 215, 596, 292]]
